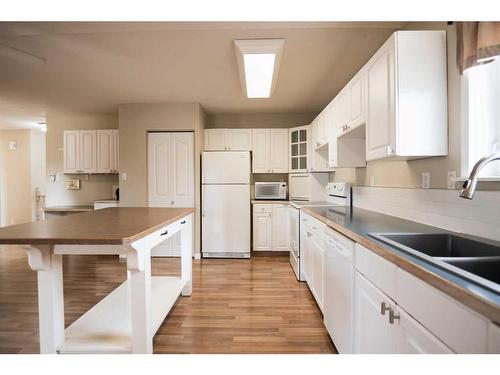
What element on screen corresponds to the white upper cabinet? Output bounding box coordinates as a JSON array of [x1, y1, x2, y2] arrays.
[[289, 125, 310, 173], [204, 129, 252, 151], [65, 129, 118, 174], [204, 129, 227, 150], [365, 31, 447, 161], [347, 68, 367, 131], [269, 129, 289, 173], [113, 129, 119, 172], [251, 129, 288, 173], [97, 130, 115, 173], [63, 130, 80, 174]]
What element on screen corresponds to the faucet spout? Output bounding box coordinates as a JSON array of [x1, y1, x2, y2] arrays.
[[460, 152, 500, 199]]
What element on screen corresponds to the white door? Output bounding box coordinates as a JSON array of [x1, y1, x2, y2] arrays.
[[80, 130, 97, 174], [202, 151, 250, 184], [348, 68, 366, 129], [113, 129, 119, 172], [148, 133, 172, 207], [269, 129, 289, 173], [272, 204, 289, 251], [148, 132, 194, 257], [63, 130, 80, 173], [228, 129, 252, 151], [204, 129, 227, 150], [252, 129, 270, 173], [366, 36, 396, 161], [395, 307, 453, 353], [253, 211, 273, 251], [354, 272, 396, 353], [97, 130, 114, 173], [202, 184, 250, 254], [170, 133, 195, 207]]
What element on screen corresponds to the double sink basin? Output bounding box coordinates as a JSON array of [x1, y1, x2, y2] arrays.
[[370, 233, 500, 293]]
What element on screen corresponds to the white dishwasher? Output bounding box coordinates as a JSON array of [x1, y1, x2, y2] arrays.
[[323, 225, 355, 354]]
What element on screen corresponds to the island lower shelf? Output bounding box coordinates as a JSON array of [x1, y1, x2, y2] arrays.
[[58, 276, 186, 354]]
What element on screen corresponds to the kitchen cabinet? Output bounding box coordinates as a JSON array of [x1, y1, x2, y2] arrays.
[[64, 130, 97, 174], [204, 129, 252, 151], [354, 271, 452, 354], [347, 68, 366, 130], [273, 204, 289, 251], [365, 31, 447, 161], [251, 129, 288, 173], [289, 172, 329, 201], [289, 125, 310, 173], [97, 130, 119, 173], [253, 204, 289, 252]]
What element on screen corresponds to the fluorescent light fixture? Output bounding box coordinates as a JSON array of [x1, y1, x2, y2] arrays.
[[234, 39, 284, 99]]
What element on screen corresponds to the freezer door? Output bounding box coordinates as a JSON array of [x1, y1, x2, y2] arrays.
[[202, 151, 250, 184], [202, 184, 250, 254]]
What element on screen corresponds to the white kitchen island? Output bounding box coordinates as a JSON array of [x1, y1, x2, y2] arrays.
[[0, 207, 195, 354]]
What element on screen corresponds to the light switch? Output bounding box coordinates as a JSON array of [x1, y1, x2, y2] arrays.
[[121, 173, 127, 181], [49, 174, 56, 182], [8, 141, 16, 150], [422, 172, 430, 189]]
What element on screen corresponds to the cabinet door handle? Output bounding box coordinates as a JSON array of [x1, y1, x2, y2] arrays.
[[380, 302, 391, 315], [160, 229, 169, 236], [389, 309, 400, 324], [181, 220, 186, 224]]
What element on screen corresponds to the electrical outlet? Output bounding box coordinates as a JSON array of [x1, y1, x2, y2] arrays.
[[422, 172, 430, 189], [49, 174, 56, 182], [447, 171, 456, 190], [84, 174, 89, 181], [121, 173, 127, 181]]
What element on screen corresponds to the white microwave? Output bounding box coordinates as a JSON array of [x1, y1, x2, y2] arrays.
[[255, 182, 287, 200]]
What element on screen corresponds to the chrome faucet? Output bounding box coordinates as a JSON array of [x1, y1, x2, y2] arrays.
[[460, 151, 500, 199]]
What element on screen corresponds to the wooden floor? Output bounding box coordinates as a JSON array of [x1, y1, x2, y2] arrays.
[[0, 246, 336, 354]]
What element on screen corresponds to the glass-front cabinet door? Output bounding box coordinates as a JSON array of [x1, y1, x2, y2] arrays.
[[289, 125, 310, 173]]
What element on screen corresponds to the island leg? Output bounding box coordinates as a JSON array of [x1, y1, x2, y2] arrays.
[[181, 214, 193, 296], [126, 246, 152, 354], [26, 245, 65, 354]]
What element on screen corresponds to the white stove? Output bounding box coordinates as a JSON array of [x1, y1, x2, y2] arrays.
[[289, 182, 351, 281]]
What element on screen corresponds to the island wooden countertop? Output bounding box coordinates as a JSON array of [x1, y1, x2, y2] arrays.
[[0, 207, 195, 246]]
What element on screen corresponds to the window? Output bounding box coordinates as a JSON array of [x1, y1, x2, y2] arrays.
[[464, 57, 500, 178]]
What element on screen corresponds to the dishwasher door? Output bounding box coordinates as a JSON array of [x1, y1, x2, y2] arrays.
[[323, 228, 355, 354]]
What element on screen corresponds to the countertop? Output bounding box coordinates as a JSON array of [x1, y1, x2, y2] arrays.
[[302, 206, 500, 323], [0, 207, 195, 245], [44, 205, 93, 213]]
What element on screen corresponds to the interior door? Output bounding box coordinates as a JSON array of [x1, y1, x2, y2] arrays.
[[148, 132, 172, 207], [252, 129, 270, 173], [170, 132, 195, 207], [79, 130, 97, 173], [366, 35, 396, 161]]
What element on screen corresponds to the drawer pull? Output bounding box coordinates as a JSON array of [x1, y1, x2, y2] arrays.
[[380, 302, 391, 315], [160, 229, 169, 236], [181, 220, 186, 224], [389, 309, 400, 324]]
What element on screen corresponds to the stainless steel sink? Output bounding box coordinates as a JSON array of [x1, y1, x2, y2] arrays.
[[370, 233, 500, 292]]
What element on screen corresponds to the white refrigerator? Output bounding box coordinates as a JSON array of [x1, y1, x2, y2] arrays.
[[202, 151, 251, 258]]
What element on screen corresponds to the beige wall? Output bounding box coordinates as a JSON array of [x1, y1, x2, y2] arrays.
[[118, 103, 205, 255], [0, 129, 38, 226], [332, 23, 500, 191], [206, 113, 315, 129], [45, 112, 119, 207]]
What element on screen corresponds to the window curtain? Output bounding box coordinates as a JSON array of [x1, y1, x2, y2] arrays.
[[456, 22, 500, 74]]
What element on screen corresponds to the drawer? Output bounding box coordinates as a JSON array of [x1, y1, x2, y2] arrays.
[[396, 268, 489, 353], [301, 212, 325, 231], [253, 204, 273, 213], [355, 243, 397, 300]]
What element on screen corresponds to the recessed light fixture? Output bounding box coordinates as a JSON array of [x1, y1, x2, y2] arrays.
[[234, 39, 284, 99]]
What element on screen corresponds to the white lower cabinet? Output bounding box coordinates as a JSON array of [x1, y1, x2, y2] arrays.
[[253, 204, 289, 252], [354, 271, 452, 354]]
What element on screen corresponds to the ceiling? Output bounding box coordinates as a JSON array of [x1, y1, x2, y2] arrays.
[[0, 21, 408, 128]]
